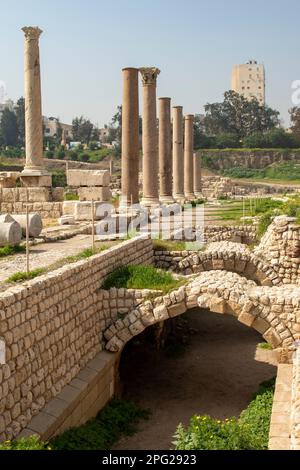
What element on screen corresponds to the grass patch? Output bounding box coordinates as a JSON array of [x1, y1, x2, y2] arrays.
[[50, 399, 150, 450], [258, 342, 273, 350], [0, 245, 26, 258], [64, 192, 79, 201], [102, 264, 185, 294], [173, 377, 275, 450], [0, 435, 48, 451], [7, 268, 45, 283], [153, 239, 189, 252]]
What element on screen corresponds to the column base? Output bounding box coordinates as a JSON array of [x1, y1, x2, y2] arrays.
[[173, 193, 186, 204], [184, 193, 196, 202], [21, 169, 52, 187], [159, 195, 175, 205], [140, 197, 160, 208]]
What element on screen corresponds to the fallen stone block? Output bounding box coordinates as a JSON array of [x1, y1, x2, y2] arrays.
[[67, 170, 110, 187], [0, 216, 22, 247], [74, 201, 108, 221], [12, 213, 43, 238], [58, 215, 75, 225], [77, 186, 111, 202]]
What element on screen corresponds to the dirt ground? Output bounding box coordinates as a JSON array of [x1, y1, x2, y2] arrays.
[[114, 308, 276, 450]]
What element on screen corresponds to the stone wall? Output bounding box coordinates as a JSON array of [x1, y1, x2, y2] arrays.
[[0, 235, 153, 441], [203, 225, 257, 244], [255, 216, 300, 285], [200, 149, 300, 171]]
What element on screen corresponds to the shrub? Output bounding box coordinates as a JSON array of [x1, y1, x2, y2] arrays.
[[78, 153, 90, 162], [45, 150, 54, 159], [51, 399, 150, 450], [173, 378, 275, 450], [0, 245, 25, 258], [102, 264, 185, 293], [69, 151, 78, 161], [0, 435, 48, 450], [257, 210, 273, 239], [52, 171, 67, 187], [56, 149, 66, 160], [215, 133, 241, 149]]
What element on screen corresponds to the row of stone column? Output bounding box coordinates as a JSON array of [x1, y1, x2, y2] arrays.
[[121, 67, 202, 207]]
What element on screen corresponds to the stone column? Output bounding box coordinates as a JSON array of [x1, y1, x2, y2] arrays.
[[120, 67, 139, 207], [139, 67, 160, 207], [159, 97, 174, 204], [184, 114, 195, 200], [21, 27, 51, 187], [193, 152, 202, 198], [172, 106, 185, 202]]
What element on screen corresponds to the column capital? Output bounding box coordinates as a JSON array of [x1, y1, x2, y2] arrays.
[[139, 67, 160, 86], [185, 114, 194, 120], [22, 26, 43, 40]]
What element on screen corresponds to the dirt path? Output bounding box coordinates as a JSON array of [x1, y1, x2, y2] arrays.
[[114, 308, 276, 450], [0, 234, 115, 283]]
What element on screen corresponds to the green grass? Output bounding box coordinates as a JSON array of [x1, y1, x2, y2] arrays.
[[220, 162, 300, 183], [64, 192, 79, 201], [102, 264, 185, 294], [0, 245, 26, 258], [50, 399, 150, 450], [153, 239, 189, 252], [258, 342, 273, 350], [6, 268, 46, 283], [0, 399, 150, 451], [173, 377, 275, 450], [5, 246, 111, 284]]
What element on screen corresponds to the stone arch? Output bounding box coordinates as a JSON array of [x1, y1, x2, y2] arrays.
[[176, 243, 280, 286], [104, 271, 293, 356]]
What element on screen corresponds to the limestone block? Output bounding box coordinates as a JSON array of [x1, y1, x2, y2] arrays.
[[1, 188, 17, 203], [0, 218, 22, 247], [51, 188, 64, 202], [19, 188, 51, 203], [58, 215, 75, 225], [62, 201, 77, 216], [67, 170, 110, 187], [20, 175, 52, 188], [0, 172, 20, 188], [78, 187, 111, 202], [74, 202, 108, 221], [12, 214, 43, 238]]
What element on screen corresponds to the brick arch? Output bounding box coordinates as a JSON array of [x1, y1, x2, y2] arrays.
[[176, 247, 280, 286], [104, 271, 293, 354]]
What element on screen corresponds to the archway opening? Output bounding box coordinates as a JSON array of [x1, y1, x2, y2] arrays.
[[114, 307, 276, 450]]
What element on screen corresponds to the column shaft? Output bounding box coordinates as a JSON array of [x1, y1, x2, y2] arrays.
[[172, 106, 185, 201], [120, 67, 139, 206], [193, 152, 202, 198], [140, 67, 160, 207], [184, 114, 195, 200], [159, 98, 173, 203]]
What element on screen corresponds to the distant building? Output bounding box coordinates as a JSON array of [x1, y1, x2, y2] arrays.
[[99, 127, 110, 142], [43, 116, 73, 140], [231, 60, 265, 105]]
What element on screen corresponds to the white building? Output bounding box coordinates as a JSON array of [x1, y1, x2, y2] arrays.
[[43, 116, 73, 140], [231, 60, 265, 105]]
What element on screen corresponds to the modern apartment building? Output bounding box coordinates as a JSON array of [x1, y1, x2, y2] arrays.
[[231, 60, 265, 105]]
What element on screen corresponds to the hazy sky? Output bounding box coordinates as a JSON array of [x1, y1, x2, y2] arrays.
[[0, 0, 299, 127]]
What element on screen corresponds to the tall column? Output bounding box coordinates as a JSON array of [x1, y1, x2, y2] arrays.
[[139, 67, 160, 207], [184, 114, 195, 200], [159, 97, 174, 204], [21, 27, 51, 187], [172, 106, 185, 202], [120, 67, 139, 206], [193, 152, 202, 198]]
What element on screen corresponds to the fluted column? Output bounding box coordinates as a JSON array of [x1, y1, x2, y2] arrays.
[[184, 114, 195, 200], [159, 97, 174, 204], [21, 26, 51, 187], [193, 152, 202, 198], [172, 106, 185, 202], [120, 67, 139, 206], [139, 67, 160, 207]]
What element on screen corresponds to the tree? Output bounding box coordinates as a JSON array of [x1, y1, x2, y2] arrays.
[[15, 97, 25, 146], [0, 108, 18, 146], [72, 116, 94, 144], [204, 90, 280, 138], [290, 107, 300, 138]]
